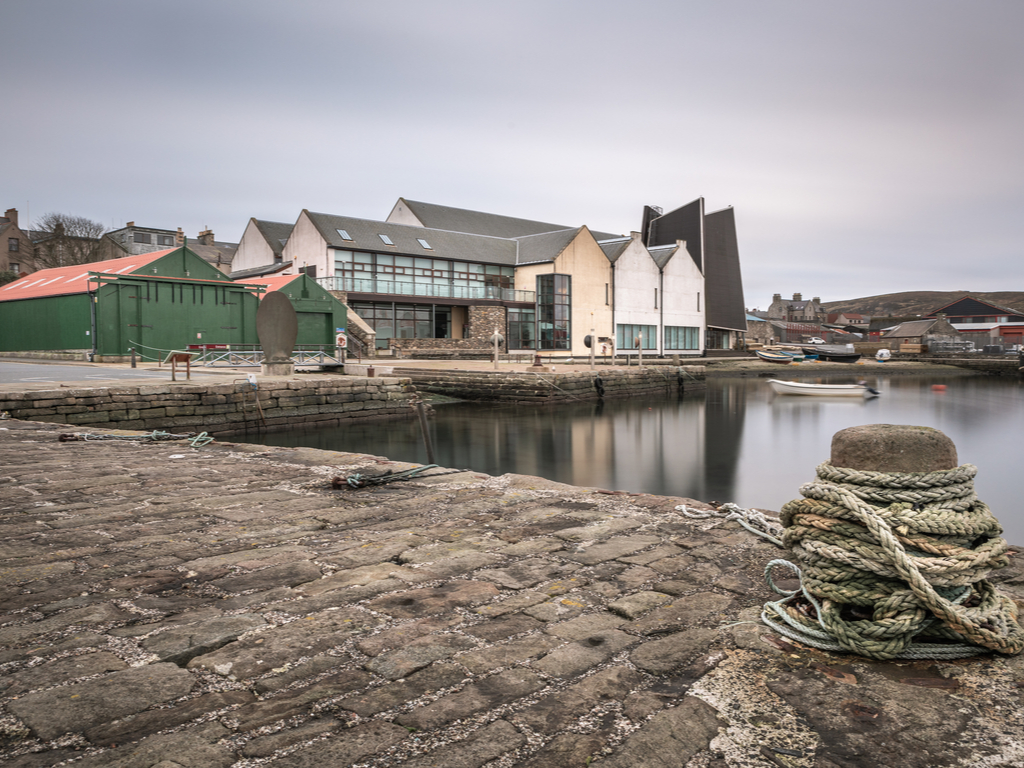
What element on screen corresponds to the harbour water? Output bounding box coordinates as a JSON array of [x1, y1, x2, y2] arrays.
[[240, 374, 1024, 543]]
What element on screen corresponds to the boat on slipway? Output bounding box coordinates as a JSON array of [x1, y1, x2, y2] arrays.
[[801, 344, 861, 363], [756, 348, 802, 364], [767, 379, 880, 398]]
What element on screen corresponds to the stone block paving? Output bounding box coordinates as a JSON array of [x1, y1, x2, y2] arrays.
[[1, 419, 1023, 767]]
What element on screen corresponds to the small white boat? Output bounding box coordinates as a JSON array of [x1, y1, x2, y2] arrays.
[[767, 379, 879, 398]]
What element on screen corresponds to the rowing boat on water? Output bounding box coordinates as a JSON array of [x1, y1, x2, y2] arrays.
[[767, 379, 879, 398]]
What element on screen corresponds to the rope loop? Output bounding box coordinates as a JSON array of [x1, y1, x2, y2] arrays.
[[768, 460, 1024, 659]]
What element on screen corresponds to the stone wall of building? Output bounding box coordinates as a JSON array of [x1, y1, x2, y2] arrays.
[[0, 376, 416, 436], [468, 306, 507, 343]]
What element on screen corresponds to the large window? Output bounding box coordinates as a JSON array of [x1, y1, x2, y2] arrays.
[[334, 249, 514, 299], [134, 232, 152, 244], [664, 326, 700, 350], [350, 301, 451, 346], [537, 274, 570, 350], [8, 238, 18, 252], [617, 324, 657, 350], [706, 328, 732, 349], [508, 308, 535, 349]]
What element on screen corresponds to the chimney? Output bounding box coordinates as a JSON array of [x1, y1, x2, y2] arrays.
[[772, 293, 781, 302], [176, 227, 185, 245], [198, 228, 215, 246], [812, 297, 820, 304], [793, 293, 802, 301], [3, 208, 17, 226], [126, 221, 135, 227]]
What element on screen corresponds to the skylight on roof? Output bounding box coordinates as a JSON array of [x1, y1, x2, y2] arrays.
[[336, 229, 352, 241], [378, 234, 394, 246], [417, 238, 432, 250]]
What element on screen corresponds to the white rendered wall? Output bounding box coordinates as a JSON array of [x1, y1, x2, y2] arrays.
[[281, 213, 329, 277], [232, 220, 279, 273]]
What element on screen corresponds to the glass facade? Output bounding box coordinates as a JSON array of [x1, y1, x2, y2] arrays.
[[617, 324, 657, 350], [537, 274, 570, 350], [706, 328, 732, 349], [333, 249, 518, 300], [664, 326, 700, 350], [350, 301, 451, 346], [507, 307, 536, 349]]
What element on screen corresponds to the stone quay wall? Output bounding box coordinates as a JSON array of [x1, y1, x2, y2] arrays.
[[390, 365, 706, 402], [0, 376, 416, 436]]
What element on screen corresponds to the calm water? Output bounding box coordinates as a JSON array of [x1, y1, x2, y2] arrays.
[[238, 374, 1024, 543]]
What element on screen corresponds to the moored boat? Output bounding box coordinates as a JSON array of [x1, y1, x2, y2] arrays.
[[757, 349, 795, 364], [767, 379, 879, 397], [801, 344, 861, 363]]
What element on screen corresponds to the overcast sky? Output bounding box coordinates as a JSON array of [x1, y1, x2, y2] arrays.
[[4, 1, 1022, 309]]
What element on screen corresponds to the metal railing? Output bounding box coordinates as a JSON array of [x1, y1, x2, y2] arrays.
[[317, 276, 536, 303], [192, 344, 345, 367]]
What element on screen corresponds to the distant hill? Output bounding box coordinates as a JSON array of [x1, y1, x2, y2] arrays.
[[820, 291, 1024, 318]]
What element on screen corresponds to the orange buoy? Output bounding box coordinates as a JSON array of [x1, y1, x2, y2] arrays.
[[932, 384, 947, 392]]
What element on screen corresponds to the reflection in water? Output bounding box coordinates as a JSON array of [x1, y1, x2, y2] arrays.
[[238, 374, 1024, 543]]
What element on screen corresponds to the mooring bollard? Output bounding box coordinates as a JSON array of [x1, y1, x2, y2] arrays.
[[763, 423, 1024, 660]]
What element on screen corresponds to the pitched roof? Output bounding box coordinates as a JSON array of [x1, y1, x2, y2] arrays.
[[648, 243, 681, 270], [230, 261, 293, 280], [304, 211, 518, 265], [514, 228, 583, 265], [881, 319, 939, 337], [395, 198, 572, 238], [394, 198, 621, 241], [598, 236, 631, 264], [253, 219, 294, 257], [0, 250, 175, 301], [243, 274, 302, 296], [928, 295, 1024, 318]]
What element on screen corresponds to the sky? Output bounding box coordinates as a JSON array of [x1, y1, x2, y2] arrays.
[[3, 0, 1022, 310]]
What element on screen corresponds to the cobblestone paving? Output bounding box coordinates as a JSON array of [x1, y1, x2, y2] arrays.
[[1, 419, 1023, 768]]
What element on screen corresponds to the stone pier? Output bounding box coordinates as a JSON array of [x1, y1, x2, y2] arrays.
[[1, 419, 1023, 767]]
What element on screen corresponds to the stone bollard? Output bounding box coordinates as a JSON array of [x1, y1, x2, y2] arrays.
[[830, 423, 957, 472], [765, 422, 1024, 660]]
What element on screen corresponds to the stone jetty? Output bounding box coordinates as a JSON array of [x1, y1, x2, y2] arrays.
[[1, 418, 1023, 767]]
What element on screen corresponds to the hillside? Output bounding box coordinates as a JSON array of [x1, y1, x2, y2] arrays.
[[820, 291, 1024, 318]]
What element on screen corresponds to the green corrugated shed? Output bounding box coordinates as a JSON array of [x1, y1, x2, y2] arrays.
[[246, 273, 348, 347], [0, 247, 263, 359]]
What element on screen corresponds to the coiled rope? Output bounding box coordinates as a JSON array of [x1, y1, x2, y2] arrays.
[[58, 430, 214, 447], [763, 461, 1024, 660], [332, 464, 472, 489]]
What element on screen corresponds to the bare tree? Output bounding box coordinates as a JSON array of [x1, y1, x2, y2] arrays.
[[33, 213, 107, 268]]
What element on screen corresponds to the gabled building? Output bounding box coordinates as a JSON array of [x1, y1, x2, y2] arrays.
[[880, 317, 963, 350], [0, 247, 263, 359], [641, 199, 746, 351], [98, 223, 236, 270], [1, 208, 32, 277], [234, 195, 743, 359], [767, 292, 826, 323], [278, 209, 530, 352], [230, 218, 295, 278], [601, 232, 704, 356], [926, 296, 1024, 347]]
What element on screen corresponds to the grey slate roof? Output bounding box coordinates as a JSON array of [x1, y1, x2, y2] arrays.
[[305, 211, 518, 266], [598, 237, 630, 264], [881, 319, 938, 338], [514, 228, 583, 265], [230, 261, 293, 280], [253, 220, 294, 257], [648, 244, 680, 270], [398, 198, 622, 241]]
